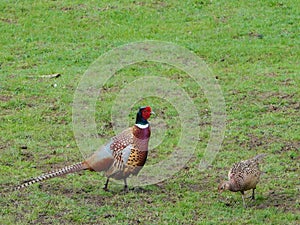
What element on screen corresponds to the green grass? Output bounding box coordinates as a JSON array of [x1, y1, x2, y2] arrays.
[[1, 0, 299, 224]]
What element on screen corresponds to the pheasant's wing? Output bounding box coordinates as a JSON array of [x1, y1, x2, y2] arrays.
[[228, 161, 245, 188], [228, 162, 241, 180], [105, 127, 134, 176], [229, 159, 260, 190], [110, 127, 133, 161], [229, 159, 252, 178]]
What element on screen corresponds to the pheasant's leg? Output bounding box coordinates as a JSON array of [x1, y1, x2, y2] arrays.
[[103, 178, 110, 191], [241, 191, 247, 208], [251, 188, 256, 200], [123, 178, 128, 192]]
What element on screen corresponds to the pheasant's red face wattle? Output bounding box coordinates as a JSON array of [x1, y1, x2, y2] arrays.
[[141, 106, 152, 120]]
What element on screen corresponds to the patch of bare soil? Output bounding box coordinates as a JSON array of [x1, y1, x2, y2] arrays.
[[20, 149, 35, 161], [0, 95, 12, 102], [237, 132, 300, 153], [257, 92, 300, 112], [0, 18, 17, 24], [274, 141, 300, 155], [215, 189, 299, 212], [248, 134, 264, 149], [256, 190, 299, 213]]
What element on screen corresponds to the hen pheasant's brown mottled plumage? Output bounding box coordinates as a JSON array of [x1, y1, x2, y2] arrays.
[[15, 106, 153, 191], [218, 154, 266, 207]]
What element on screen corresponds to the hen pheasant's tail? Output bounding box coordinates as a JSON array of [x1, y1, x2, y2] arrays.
[[15, 162, 89, 190], [253, 153, 267, 162]]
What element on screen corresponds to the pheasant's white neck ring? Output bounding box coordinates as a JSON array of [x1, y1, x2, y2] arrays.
[[135, 123, 149, 129]]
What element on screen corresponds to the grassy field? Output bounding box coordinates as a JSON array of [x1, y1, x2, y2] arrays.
[[1, 0, 299, 224]]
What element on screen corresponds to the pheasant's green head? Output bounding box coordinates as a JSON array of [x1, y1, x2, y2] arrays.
[[136, 106, 154, 125]]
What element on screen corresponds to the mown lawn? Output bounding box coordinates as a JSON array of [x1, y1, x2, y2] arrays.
[[0, 0, 299, 224]]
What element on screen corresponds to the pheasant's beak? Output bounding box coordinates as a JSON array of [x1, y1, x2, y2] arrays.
[[150, 111, 155, 115]]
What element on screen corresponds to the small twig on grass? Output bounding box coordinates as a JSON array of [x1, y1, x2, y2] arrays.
[[40, 73, 61, 78], [27, 73, 61, 79]]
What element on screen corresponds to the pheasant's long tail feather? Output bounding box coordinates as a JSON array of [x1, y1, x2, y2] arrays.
[[253, 153, 267, 162], [15, 162, 89, 190]]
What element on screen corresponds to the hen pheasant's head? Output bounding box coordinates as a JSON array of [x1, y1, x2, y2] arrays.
[[136, 106, 154, 125], [218, 181, 230, 193]]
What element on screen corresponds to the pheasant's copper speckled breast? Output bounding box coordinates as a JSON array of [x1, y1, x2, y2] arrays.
[[123, 125, 151, 177]]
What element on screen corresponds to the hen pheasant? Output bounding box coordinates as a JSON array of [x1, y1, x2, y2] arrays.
[[218, 154, 266, 207], [15, 106, 154, 191]]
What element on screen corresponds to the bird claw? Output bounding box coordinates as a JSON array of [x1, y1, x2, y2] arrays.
[[122, 185, 129, 193], [103, 187, 110, 192], [130, 186, 147, 193], [247, 196, 255, 200], [120, 189, 129, 194]]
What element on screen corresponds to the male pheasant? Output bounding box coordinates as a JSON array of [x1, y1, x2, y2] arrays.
[[218, 154, 266, 207], [15, 106, 154, 191]]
